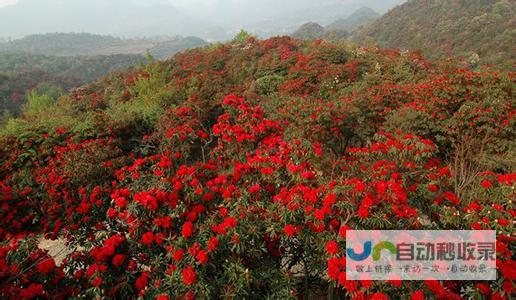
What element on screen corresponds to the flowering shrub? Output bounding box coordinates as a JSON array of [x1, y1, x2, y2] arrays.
[[0, 37, 514, 299], [0, 237, 75, 298]]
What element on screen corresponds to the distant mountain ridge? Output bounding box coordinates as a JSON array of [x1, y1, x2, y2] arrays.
[[0, 33, 209, 59], [327, 7, 380, 32], [292, 22, 328, 40], [352, 0, 515, 69], [291, 7, 379, 40], [0, 0, 407, 40]]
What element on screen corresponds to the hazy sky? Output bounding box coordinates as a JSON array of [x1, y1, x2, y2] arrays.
[[0, 0, 406, 39], [0, 0, 16, 8], [0, 0, 405, 11]]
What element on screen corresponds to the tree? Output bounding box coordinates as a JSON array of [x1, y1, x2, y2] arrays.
[[232, 29, 254, 45]]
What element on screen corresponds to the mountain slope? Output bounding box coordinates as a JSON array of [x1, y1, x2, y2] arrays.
[[291, 22, 350, 40], [352, 0, 515, 68], [291, 7, 380, 40], [291, 22, 327, 39], [0, 33, 208, 59], [327, 7, 380, 32], [0, 33, 122, 56]]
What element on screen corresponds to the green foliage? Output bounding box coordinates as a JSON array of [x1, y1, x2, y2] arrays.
[[24, 90, 55, 114], [31, 82, 65, 100], [352, 0, 515, 69], [0, 90, 96, 136], [1, 90, 59, 135], [254, 75, 285, 95], [233, 30, 254, 44], [105, 63, 172, 133]]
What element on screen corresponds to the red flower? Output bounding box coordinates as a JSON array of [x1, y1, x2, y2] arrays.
[[370, 292, 388, 300], [376, 181, 387, 195], [182, 265, 197, 286], [323, 193, 336, 207], [480, 180, 492, 189], [182, 221, 194, 238], [360, 279, 372, 289], [326, 240, 338, 255], [141, 231, 155, 246], [358, 197, 373, 219], [327, 257, 342, 280], [438, 167, 451, 177], [475, 283, 491, 295], [196, 250, 208, 265], [301, 171, 315, 179], [248, 184, 261, 194], [354, 181, 366, 193], [36, 258, 56, 274], [284, 224, 296, 237], [497, 174, 515, 185], [502, 280, 513, 293], [343, 279, 358, 292], [136, 272, 149, 290], [441, 191, 460, 205], [314, 209, 325, 220], [208, 237, 219, 252], [498, 218, 509, 226], [114, 197, 127, 208], [112, 254, 125, 267], [92, 276, 103, 287], [492, 292, 507, 300], [339, 225, 350, 238], [20, 284, 44, 299], [173, 249, 185, 262], [428, 184, 439, 193], [388, 279, 402, 287], [471, 222, 483, 230], [358, 204, 370, 219], [156, 295, 170, 300], [107, 208, 117, 218], [500, 260, 516, 280], [410, 290, 425, 300]]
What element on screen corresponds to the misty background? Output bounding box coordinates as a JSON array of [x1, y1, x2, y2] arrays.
[[0, 0, 406, 40]]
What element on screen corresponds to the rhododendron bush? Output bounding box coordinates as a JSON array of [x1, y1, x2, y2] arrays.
[[0, 37, 514, 299]]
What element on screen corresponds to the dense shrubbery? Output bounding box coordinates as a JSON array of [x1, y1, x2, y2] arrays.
[[0, 37, 514, 299]]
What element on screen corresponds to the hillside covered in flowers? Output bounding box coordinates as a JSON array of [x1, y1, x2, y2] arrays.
[[0, 36, 514, 299]]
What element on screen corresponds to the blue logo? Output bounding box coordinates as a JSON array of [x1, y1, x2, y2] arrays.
[[347, 241, 397, 261]]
